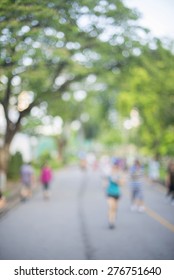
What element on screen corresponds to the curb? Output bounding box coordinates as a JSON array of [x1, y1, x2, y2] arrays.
[[0, 185, 41, 219]]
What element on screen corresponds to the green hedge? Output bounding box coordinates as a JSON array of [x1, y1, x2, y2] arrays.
[[7, 152, 23, 180]]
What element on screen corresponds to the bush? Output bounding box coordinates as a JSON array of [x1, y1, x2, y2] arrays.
[[7, 152, 23, 180], [32, 152, 63, 176]]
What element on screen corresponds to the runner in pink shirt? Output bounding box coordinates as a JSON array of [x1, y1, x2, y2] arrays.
[[40, 162, 52, 199]]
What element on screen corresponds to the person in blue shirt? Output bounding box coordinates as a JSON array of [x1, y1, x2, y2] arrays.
[[129, 159, 145, 212], [105, 159, 123, 229]]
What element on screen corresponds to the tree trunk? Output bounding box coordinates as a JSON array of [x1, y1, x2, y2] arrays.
[[0, 145, 10, 173], [58, 137, 67, 163], [0, 144, 10, 190]]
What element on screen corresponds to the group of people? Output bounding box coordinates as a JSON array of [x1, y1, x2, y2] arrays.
[[0, 161, 53, 210], [20, 161, 52, 200], [1, 154, 174, 228], [103, 156, 174, 230]]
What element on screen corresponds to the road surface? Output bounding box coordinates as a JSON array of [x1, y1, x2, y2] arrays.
[[0, 166, 174, 260]]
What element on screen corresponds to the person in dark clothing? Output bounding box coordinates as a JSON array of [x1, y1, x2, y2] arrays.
[[0, 190, 6, 209], [166, 161, 174, 205]]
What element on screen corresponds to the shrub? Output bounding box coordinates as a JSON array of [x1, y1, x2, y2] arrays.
[[7, 152, 23, 180]]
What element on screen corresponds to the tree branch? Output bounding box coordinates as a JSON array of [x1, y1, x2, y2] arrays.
[[4, 102, 36, 146], [1, 75, 13, 122], [52, 60, 69, 84], [52, 73, 87, 97]]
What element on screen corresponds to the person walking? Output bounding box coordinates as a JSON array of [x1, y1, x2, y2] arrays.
[[20, 162, 34, 200], [0, 190, 6, 210], [166, 160, 174, 205], [40, 162, 52, 199], [148, 156, 160, 182], [104, 159, 123, 229], [129, 159, 145, 212]]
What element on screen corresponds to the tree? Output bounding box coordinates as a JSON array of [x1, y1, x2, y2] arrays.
[[117, 39, 174, 156], [0, 0, 144, 175]]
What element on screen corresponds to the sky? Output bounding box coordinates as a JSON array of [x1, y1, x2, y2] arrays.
[[124, 0, 174, 39]]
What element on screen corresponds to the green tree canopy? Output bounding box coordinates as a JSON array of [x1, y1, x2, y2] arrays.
[[0, 0, 145, 172], [117, 40, 174, 156]]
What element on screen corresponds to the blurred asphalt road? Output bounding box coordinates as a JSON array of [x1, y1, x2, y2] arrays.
[[0, 166, 174, 260]]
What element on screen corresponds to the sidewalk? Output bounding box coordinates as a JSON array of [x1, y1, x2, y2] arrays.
[[0, 180, 21, 217], [0, 180, 41, 217]]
